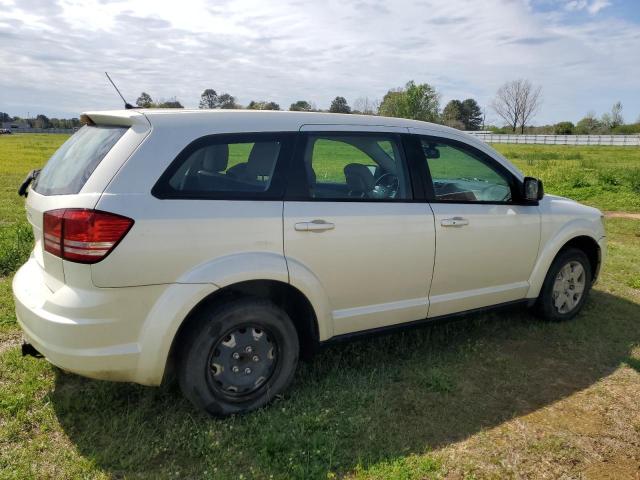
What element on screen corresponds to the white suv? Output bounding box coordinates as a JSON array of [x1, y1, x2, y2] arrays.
[[13, 109, 606, 415]]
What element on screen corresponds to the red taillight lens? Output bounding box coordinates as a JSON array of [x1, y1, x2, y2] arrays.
[[43, 209, 134, 263]]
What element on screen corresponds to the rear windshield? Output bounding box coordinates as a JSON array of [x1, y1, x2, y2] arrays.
[[32, 125, 128, 195]]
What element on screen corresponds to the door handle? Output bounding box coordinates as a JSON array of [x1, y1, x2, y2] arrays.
[[294, 220, 335, 232], [440, 217, 469, 227]]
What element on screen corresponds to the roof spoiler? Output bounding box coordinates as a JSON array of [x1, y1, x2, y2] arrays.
[[80, 110, 150, 128]]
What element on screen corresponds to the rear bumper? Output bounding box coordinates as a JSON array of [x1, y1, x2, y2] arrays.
[[12, 257, 166, 384]]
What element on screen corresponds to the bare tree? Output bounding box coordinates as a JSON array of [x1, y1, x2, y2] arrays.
[[491, 79, 542, 133], [611, 101, 624, 128], [353, 97, 379, 115]]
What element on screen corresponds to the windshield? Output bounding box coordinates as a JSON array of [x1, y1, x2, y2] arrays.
[[32, 125, 127, 195]]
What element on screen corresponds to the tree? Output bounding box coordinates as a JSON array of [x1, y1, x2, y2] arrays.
[[441, 98, 482, 130], [218, 93, 239, 109], [352, 97, 378, 115], [575, 112, 601, 134], [554, 121, 575, 135], [247, 101, 280, 110], [491, 79, 542, 133], [136, 92, 154, 108], [404, 81, 439, 122], [0, 112, 10, 122], [199, 90, 238, 109], [378, 81, 440, 122], [442, 100, 464, 128], [378, 89, 405, 117], [610, 101, 624, 128], [329, 96, 351, 114], [289, 100, 313, 111], [156, 99, 184, 108], [199, 89, 219, 109], [461, 98, 483, 130], [34, 114, 50, 129]]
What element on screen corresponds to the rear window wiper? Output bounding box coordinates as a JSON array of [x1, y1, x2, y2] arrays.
[[18, 169, 41, 197]]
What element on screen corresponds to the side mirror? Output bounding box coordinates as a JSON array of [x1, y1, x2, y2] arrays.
[[523, 177, 544, 201], [423, 143, 440, 159]]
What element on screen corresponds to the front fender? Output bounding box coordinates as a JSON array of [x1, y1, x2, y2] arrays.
[[526, 218, 602, 298]]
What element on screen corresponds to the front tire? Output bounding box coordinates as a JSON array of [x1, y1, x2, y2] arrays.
[[177, 298, 299, 416], [536, 248, 592, 321]]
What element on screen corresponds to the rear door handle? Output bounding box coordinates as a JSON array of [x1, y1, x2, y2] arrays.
[[294, 220, 335, 232], [440, 217, 469, 227]]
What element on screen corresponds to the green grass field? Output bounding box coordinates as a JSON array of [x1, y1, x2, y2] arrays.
[[1, 134, 639, 479]]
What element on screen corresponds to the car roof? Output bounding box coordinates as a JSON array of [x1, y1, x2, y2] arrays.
[[82, 108, 456, 133]]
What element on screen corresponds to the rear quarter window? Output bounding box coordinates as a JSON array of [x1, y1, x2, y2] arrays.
[[32, 125, 128, 196]]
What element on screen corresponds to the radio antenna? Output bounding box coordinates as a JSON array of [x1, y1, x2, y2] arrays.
[[105, 72, 135, 109]]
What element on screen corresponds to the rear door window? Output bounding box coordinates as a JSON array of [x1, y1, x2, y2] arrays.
[[32, 125, 127, 196], [153, 133, 292, 199]]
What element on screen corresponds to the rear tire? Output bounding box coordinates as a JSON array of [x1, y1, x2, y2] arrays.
[[535, 248, 592, 321], [177, 298, 299, 416]]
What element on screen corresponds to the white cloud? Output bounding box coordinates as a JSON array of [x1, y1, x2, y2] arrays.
[[564, 0, 611, 14], [0, 0, 638, 123]]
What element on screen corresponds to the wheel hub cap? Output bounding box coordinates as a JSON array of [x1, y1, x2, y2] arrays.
[[208, 326, 276, 396], [552, 261, 586, 314]]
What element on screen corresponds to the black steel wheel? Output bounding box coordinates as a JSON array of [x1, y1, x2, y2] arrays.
[[178, 298, 299, 416]]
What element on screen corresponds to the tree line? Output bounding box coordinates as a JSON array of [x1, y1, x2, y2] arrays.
[[0, 112, 81, 129], [3, 80, 638, 134], [132, 82, 487, 131]]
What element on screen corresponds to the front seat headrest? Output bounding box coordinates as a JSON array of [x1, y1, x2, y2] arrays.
[[344, 163, 375, 197]]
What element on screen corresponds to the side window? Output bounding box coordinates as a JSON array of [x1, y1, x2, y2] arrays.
[[156, 135, 284, 197], [421, 139, 513, 202], [304, 134, 411, 200]]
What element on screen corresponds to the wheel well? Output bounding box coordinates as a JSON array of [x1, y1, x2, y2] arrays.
[[559, 235, 601, 280], [166, 280, 319, 381]]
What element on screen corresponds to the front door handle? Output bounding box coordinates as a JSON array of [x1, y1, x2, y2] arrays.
[[441, 217, 469, 227], [295, 220, 335, 232]]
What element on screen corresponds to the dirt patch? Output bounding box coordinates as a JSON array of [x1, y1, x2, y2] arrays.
[[583, 455, 640, 479], [605, 211, 640, 220], [0, 332, 21, 356]]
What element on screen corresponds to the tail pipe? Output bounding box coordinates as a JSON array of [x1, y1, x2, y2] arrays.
[[21, 342, 43, 358]]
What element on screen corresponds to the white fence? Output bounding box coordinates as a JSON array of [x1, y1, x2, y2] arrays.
[[466, 132, 640, 146]]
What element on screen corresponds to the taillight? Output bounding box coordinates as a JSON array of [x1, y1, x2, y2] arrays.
[[43, 209, 134, 264]]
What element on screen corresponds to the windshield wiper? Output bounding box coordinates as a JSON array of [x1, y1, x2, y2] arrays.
[[18, 169, 41, 197]]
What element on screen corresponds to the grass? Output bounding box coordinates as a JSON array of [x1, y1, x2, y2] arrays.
[[494, 144, 640, 211], [0, 134, 639, 478]]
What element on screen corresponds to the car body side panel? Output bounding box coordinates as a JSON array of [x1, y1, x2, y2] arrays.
[[135, 282, 220, 385], [91, 196, 285, 287], [426, 203, 541, 317]]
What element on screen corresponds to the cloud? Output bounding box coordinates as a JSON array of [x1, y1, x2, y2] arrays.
[[0, 0, 638, 124], [564, 0, 611, 15]]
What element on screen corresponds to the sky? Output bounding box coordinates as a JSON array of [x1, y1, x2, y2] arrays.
[[0, 0, 639, 125]]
